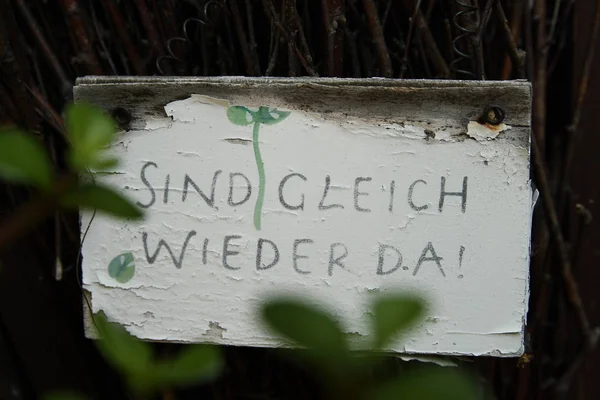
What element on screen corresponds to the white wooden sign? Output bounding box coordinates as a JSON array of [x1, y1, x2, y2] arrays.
[[75, 77, 532, 357]]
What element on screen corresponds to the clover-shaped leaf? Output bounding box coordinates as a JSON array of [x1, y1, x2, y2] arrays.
[[227, 106, 254, 126], [256, 107, 291, 125], [108, 252, 135, 283]]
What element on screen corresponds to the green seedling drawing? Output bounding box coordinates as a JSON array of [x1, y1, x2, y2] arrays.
[[227, 105, 290, 230], [108, 252, 135, 283]]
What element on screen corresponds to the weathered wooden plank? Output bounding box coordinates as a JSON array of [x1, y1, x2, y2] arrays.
[[76, 77, 532, 357]]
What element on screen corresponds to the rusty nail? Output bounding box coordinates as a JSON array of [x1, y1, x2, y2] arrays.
[[112, 107, 132, 128], [482, 105, 505, 125]]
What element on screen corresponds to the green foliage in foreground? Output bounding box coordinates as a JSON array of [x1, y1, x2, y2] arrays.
[[1, 103, 478, 399], [261, 294, 480, 400], [94, 313, 222, 396], [0, 102, 142, 220]]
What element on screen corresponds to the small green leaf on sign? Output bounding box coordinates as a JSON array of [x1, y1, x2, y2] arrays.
[[227, 106, 254, 126], [108, 252, 135, 283], [65, 103, 117, 171], [60, 183, 144, 220], [94, 312, 152, 375], [152, 345, 223, 388], [369, 367, 479, 400], [371, 294, 425, 349], [256, 107, 291, 125], [0, 129, 53, 190]]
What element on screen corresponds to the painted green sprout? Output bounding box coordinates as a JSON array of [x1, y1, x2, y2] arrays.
[[227, 105, 291, 230]]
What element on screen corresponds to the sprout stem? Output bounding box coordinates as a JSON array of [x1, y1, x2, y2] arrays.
[[252, 121, 265, 230]]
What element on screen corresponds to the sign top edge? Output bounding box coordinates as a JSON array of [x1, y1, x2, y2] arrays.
[[75, 75, 531, 89]]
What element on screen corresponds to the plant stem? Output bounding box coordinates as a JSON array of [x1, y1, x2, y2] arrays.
[[252, 121, 265, 230]]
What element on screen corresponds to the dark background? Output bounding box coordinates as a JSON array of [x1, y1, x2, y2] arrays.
[[1, 0, 599, 399]]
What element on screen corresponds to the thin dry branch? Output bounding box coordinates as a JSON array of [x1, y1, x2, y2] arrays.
[[105, 0, 146, 75], [362, 0, 393, 77], [532, 134, 597, 347], [229, 0, 258, 76], [59, 0, 103, 75], [14, 0, 71, 98]]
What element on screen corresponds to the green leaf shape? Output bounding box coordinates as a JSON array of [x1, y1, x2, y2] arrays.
[[261, 297, 355, 378], [60, 183, 144, 220], [151, 345, 223, 388], [255, 106, 291, 125], [227, 106, 254, 126], [371, 294, 425, 349], [65, 103, 117, 171], [108, 252, 135, 283], [262, 297, 348, 351], [369, 367, 479, 400], [43, 391, 87, 400], [0, 129, 53, 190], [92, 157, 120, 171], [94, 312, 152, 376]]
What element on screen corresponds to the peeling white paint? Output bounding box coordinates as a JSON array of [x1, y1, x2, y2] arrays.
[[81, 93, 531, 357], [467, 121, 512, 141]]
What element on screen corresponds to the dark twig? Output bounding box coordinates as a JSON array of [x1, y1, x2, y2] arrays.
[[14, 0, 71, 98], [245, 0, 261, 75], [495, 1, 524, 79], [285, 0, 300, 76], [105, 0, 146, 75], [321, 0, 346, 76], [531, 134, 596, 347], [533, 0, 548, 153], [501, 0, 524, 80], [292, 2, 317, 74], [133, 0, 166, 62], [557, 0, 600, 230], [265, 19, 280, 76], [399, 0, 422, 78], [476, 0, 495, 80], [229, 0, 258, 76], [345, 28, 361, 77], [571, 0, 600, 134], [401, 0, 450, 78], [26, 85, 67, 141], [262, 0, 317, 76], [547, 0, 563, 45], [89, 2, 118, 75], [361, 0, 393, 77], [58, 0, 103, 75]]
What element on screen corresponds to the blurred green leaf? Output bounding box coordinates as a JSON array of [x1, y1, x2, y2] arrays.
[[60, 183, 144, 219], [369, 367, 479, 400], [262, 297, 357, 381], [0, 129, 53, 189], [43, 391, 87, 400], [227, 106, 254, 126], [65, 103, 117, 171], [94, 312, 152, 375], [256, 107, 290, 125], [152, 345, 223, 388], [108, 252, 135, 283], [92, 157, 120, 171], [262, 297, 348, 351], [371, 294, 425, 348]]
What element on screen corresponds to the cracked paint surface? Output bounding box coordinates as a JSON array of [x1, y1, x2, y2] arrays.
[[81, 94, 532, 357]]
